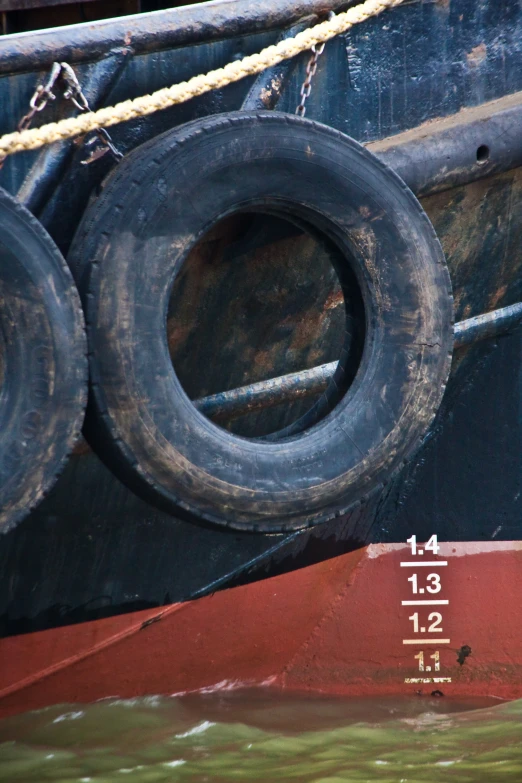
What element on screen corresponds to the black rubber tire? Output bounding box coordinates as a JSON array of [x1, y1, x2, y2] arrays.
[[69, 111, 453, 532], [0, 187, 87, 534]]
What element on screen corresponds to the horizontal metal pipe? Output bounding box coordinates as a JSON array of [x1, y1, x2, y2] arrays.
[[194, 361, 337, 421], [0, 0, 353, 74], [194, 302, 522, 421], [368, 90, 522, 199], [454, 301, 522, 349]]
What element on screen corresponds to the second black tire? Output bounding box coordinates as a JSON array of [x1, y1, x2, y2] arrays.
[[69, 111, 453, 532], [0, 187, 87, 533]]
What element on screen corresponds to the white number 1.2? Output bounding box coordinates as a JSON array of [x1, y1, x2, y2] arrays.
[[409, 612, 443, 633]]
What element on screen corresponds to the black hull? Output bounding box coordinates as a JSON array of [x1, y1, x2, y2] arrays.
[[1, 0, 522, 641]]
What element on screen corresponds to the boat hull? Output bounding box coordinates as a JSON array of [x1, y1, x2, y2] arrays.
[[1, 0, 522, 721], [1, 541, 520, 719]]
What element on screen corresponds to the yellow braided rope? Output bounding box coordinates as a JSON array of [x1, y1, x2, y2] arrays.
[[0, 0, 404, 160]]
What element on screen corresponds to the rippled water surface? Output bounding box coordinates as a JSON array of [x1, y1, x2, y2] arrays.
[[0, 690, 521, 782]]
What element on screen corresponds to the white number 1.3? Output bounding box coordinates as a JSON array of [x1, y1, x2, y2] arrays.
[[407, 573, 441, 594]]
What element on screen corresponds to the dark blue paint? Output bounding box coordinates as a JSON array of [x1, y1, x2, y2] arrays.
[[0, 0, 522, 636]]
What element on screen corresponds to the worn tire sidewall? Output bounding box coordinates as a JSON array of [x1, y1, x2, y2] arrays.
[[0, 188, 87, 533], [71, 112, 453, 531]]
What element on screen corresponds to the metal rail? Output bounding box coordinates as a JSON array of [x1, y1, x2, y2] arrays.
[[0, 0, 356, 74], [369, 91, 522, 198], [194, 302, 522, 422]]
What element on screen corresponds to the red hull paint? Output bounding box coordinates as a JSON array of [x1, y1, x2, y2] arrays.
[[1, 542, 521, 718]]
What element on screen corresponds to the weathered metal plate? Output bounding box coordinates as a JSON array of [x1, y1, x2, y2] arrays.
[[168, 212, 345, 436]]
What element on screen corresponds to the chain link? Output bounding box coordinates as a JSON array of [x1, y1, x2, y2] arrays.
[[59, 62, 123, 164], [296, 12, 334, 117], [17, 62, 62, 133], [0, 61, 122, 169]]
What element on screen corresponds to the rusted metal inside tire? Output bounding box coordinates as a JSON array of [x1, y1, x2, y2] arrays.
[[69, 111, 453, 532], [166, 208, 365, 439]]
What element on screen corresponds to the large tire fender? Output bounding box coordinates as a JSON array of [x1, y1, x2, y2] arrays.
[[69, 111, 453, 532], [0, 187, 87, 533]]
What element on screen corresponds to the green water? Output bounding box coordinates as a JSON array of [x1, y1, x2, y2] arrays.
[[0, 690, 521, 782]]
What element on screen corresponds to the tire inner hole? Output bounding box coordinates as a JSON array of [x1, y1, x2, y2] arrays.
[[168, 211, 365, 438]]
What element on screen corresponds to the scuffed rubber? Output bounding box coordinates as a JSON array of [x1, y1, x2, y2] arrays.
[[69, 111, 453, 532], [0, 186, 87, 533]]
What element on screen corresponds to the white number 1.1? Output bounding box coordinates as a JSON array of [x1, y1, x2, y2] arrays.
[[414, 651, 440, 671]]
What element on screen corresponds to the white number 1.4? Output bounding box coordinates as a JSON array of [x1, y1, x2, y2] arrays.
[[406, 534, 440, 556]]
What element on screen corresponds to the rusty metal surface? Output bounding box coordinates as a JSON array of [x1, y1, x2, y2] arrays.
[[0, 0, 356, 73], [193, 303, 522, 422], [373, 171, 522, 546], [167, 212, 346, 438], [423, 167, 522, 322], [369, 90, 522, 198], [168, 159, 522, 436]]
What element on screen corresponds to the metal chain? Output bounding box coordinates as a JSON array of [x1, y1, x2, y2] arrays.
[[296, 12, 334, 117], [17, 62, 62, 132], [60, 62, 123, 164], [0, 61, 122, 169]]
